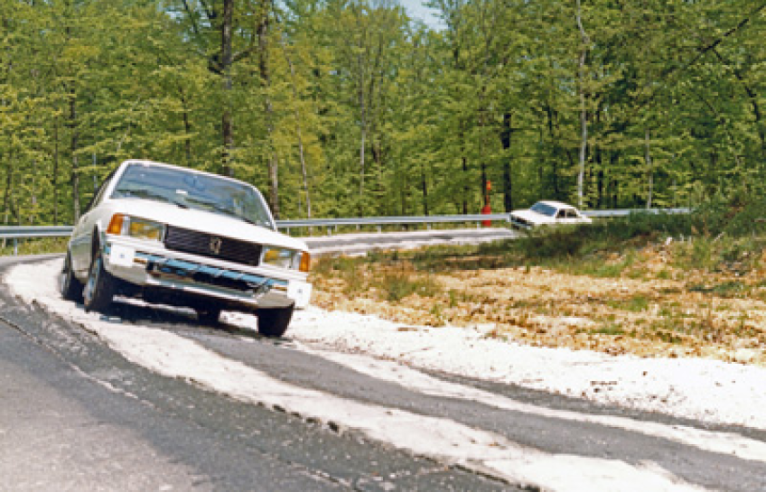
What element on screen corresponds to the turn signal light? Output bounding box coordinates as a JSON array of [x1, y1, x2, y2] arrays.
[[107, 214, 125, 235], [299, 252, 311, 272], [106, 214, 165, 241]]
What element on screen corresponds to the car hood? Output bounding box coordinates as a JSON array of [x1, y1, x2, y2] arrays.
[[106, 198, 310, 252]]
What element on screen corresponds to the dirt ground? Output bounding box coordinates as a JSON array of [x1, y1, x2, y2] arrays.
[[310, 243, 766, 366]]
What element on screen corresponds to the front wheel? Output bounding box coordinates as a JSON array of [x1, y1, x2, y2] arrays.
[[60, 252, 84, 303], [83, 250, 116, 313], [195, 306, 222, 325], [257, 305, 294, 338]]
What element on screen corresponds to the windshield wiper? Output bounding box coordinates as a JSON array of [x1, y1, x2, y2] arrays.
[[178, 195, 258, 225], [208, 204, 257, 225]]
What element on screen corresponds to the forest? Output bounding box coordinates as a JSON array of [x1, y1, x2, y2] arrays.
[[1, 0, 766, 226]]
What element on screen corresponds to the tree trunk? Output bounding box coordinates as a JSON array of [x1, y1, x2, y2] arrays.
[[2, 152, 12, 225], [461, 156, 468, 215], [645, 129, 653, 209], [53, 115, 60, 224], [358, 53, 367, 214], [576, 0, 589, 210], [69, 89, 81, 222], [179, 92, 192, 164], [257, 7, 280, 218], [220, 0, 234, 177], [294, 104, 311, 219], [501, 112, 513, 212], [28, 163, 38, 224], [280, 38, 312, 218], [420, 164, 429, 216]]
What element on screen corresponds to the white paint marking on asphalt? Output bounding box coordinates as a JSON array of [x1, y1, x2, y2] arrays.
[[296, 347, 766, 464], [5, 259, 708, 492]]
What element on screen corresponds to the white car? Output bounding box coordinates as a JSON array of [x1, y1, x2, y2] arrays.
[[509, 200, 592, 229], [60, 160, 312, 337]]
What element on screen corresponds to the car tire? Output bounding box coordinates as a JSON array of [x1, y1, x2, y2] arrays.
[[83, 249, 116, 313], [196, 306, 222, 325], [257, 305, 294, 338], [60, 252, 84, 303]]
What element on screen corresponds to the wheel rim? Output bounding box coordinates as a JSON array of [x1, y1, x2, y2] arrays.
[[60, 255, 74, 295], [60, 264, 69, 294], [84, 256, 101, 306]]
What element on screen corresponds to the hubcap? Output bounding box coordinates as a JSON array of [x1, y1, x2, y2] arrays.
[[84, 257, 101, 306], [60, 257, 71, 295]]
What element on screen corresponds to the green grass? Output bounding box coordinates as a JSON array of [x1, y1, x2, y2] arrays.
[[314, 201, 766, 311], [0, 237, 68, 257], [314, 255, 443, 303], [689, 281, 749, 298], [592, 324, 625, 336], [606, 295, 651, 312], [375, 270, 442, 302]]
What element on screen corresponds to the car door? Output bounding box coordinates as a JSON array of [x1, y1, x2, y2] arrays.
[[70, 171, 116, 273], [558, 209, 579, 225]]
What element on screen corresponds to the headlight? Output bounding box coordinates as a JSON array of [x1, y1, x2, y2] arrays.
[[262, 247, 310, 272], [107, 214, 165, 241]]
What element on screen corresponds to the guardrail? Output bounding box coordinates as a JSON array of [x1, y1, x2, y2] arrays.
[[584, 208, 690, 218], [0, 208, 691, 255], [277, 213, 513, 234]]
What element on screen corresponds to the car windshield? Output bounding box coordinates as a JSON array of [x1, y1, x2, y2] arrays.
[[530, 202, 558, 217], [110, 163, 274, 229]]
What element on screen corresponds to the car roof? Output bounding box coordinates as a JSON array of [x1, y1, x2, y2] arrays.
[[536, 200, 577, 210]]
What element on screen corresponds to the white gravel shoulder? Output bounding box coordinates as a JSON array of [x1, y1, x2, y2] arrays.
[[8, 257, 766, 430], [6, 258, 725, 491], [9, 258, 766, 491], [280, 306, 766, 431]]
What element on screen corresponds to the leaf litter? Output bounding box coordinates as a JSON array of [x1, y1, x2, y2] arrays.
[[310, 241, 766, 366]]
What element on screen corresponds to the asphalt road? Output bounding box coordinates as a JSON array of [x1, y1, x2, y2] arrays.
[[1, 255, 765, 491], [303, 228, 518, 256], [0, 256, 511, 491]]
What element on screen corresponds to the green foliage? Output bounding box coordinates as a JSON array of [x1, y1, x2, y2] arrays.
[[314, 254, 442, 302], [3, 0, 766, 226], [375, 269, 443, 303], [358, 204, 766, 279], [607, 295, 650, 313], [0, 238, 67, 257]]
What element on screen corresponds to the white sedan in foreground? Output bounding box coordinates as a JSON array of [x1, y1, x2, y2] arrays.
[[509, 200, 592, 229], [60, 160, 312, 337]]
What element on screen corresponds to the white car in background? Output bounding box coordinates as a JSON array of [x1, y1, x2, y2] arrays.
[[509, 200, 592, 230], [60, 160, 312, 337]]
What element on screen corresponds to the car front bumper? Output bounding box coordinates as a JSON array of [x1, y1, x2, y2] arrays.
[[101, 237, 312, 310], [509, 216, 535, 229]]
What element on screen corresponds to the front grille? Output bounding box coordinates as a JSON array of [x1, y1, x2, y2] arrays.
[[164, 226, 261, 266]]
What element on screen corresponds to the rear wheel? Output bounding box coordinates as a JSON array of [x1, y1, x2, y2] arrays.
[[83, 250, 116, 313], [257, 305, 294, 338], [60, 252, 84, 303]]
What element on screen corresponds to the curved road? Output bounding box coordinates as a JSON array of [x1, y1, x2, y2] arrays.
[[1, 255, 765, 491]]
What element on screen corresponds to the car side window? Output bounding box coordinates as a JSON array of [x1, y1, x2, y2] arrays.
[[83, 172, 115, 214]]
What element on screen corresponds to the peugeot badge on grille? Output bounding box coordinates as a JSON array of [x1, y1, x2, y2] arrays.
[[209, 236, 223, 255]]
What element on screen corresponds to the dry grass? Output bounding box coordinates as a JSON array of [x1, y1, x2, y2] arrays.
[[310, 241, 766, 366]]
